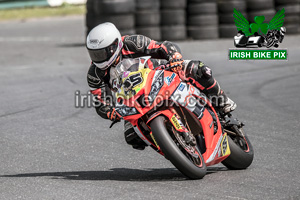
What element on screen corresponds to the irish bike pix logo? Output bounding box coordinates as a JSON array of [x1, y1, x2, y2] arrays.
[[229, 8, 288, 60]]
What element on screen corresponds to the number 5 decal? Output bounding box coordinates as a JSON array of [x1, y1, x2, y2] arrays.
[[130, 73, 143, 86], [124, 73, 143, 91]]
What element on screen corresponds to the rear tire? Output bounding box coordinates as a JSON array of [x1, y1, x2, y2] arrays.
[[222, 132, 254, 170], [150, 116, 207, 179]]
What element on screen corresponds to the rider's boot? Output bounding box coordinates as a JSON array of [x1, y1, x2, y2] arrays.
[[124, 120, 147, 150], [205, 81, 237, 113]]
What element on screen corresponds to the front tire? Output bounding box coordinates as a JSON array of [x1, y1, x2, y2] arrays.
[[150, 116, 207, 179], [222, 130, 254, 170]]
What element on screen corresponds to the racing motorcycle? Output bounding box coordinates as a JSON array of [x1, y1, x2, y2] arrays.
[[110, 56, 254, 179]]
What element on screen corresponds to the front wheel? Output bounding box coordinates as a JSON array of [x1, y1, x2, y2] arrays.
[[222, 128, 254, 169], [150, 116, 207, 179]]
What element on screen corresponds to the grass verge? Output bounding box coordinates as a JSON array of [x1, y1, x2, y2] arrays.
[[0, 4, 85, 21]]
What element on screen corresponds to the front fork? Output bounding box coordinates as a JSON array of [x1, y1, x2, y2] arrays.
[[147, 107, 196, 147], [168, 108, 196, 146]]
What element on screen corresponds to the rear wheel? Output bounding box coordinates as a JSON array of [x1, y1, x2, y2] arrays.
[[150, 116, 207, 179], [222, 127, 254, 169]]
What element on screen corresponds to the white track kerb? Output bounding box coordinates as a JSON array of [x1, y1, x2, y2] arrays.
[[0, 0, 86, 10], [47, 0, 87, 6]]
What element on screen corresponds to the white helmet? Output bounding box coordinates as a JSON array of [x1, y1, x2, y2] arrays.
[[86, 22, 123, 70], [280, 26, 286, 34]]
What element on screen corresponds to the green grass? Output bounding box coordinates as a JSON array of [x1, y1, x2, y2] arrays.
[[0, 4, 85, 21]]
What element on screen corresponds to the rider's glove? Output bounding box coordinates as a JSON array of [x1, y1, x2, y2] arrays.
[[107, 108, 121, 122], [169, 52, 183, 73]]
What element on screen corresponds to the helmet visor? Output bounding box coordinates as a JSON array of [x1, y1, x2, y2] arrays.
[[88, 38, 119, 64]]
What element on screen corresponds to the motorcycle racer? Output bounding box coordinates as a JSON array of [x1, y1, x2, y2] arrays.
[[86, 22, 237, 150]]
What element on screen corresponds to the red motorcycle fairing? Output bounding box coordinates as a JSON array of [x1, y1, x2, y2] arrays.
[[117, 68, 230, 165]]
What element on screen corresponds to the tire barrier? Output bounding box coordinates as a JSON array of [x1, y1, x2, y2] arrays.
[[275, 0, 300, 34], [85, 0, 300, 40], [136, 0, 161, 40], [218, 0, 247, 38], [161, 0, 187, 40], [187, 0, 219, 39], [86, 0, 136, 36]]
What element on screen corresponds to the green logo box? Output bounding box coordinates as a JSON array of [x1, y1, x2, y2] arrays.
[[229, 49, 288, 60]]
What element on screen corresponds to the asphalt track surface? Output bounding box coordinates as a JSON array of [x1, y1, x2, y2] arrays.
[[0, 16, 300, 200]]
